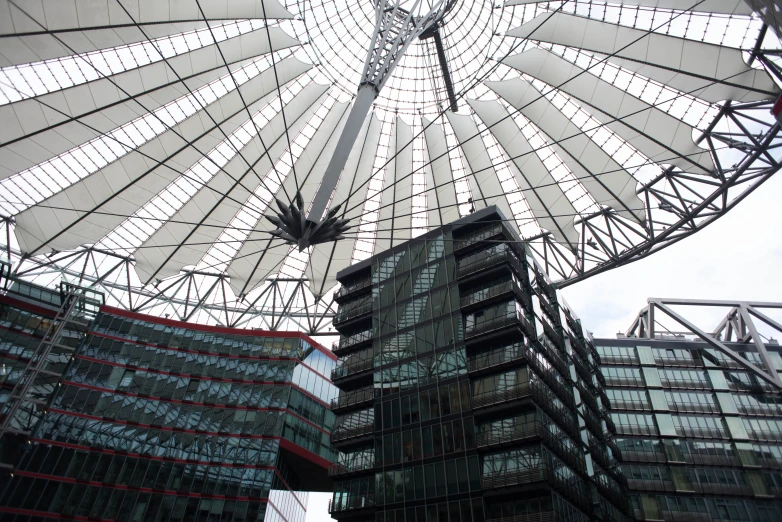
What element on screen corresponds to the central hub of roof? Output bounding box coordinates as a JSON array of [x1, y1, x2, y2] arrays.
[[286, 0, 517, 116]]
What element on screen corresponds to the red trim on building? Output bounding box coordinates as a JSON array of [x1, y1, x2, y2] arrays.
[[73, 353, 332, 410], [0, 506, 113, 521], [279, 437, 331, 471], [87, 330, 333, 383], [48, 408, 288, 439], [4, 470, 272, 500], [0, 294, 59, 318], [100, 305, 336, 361], [62, 380, 332, 435], [33, 438, 279, 468]]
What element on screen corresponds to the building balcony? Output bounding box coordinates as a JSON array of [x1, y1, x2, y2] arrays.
[[605, 437, 623, 462], [565, 311, 582, 338], [467, 343, 526, 376], [331, 357, 373, 383], [464, 310, 528, 341], [674, 426, 726, 439], [454, 223, 505, 252], [541, 320, 565, 354], [620, 449, 666, 464], [538, 294, 560, 327], [534, 271, 555, 298], [583, 408, 603, 438], [471, 382, 531, 410], [476, 421, 585, 474], [626, 478, 676, 493], [654, 355, 701, 367], [331, 422, 374, 444], [689, 453, 741, 467], [461, 280, 532, 314], [735, 403, 780, 416], [481, 466, 591, 513], [575, 381, 599, 414], [597, 386, 612, 410], [572, 352, 593, 384], [657, 511, 713, 522], [334, 277, 372, 303], [661, 378, 710, 390], [333, 301, 372, 328], [615, 423, 658, 437], [569, 334, 589, 362], [457, 248, 529, 285], [329, 458, 375, 478], [588, 437, 614, 470], [695, 482, 754, 496], [332, 329, 373, 357], [598, 354, 639, 365], [742, 427, 782, 442], [328, 494, 375, 515], [486, 512, 557, 522], [526, 354, 575, 412], [604, 375, 645, 387], [331, 387, 374, 414], [533, 340, 569, 379], [603, 413, 617, 434], [668, 401, 719, 414]]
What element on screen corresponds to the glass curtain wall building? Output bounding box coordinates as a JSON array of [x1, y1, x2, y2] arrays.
[[328, 207, 627, 522], [595, 336, 782, 521], [0, 282, 339, 521]]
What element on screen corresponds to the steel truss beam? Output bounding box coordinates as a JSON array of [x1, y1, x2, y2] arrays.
[[0, 239, 335, 336], [539, 93, 782, 288], [626, 298, 782, 390]]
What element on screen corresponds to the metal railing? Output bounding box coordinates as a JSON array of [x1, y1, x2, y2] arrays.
[[604, 375, 645, 387], [333, 300, 373, 326], [481, 466, 591, 513], [539, 294, 560, 326], [331, 387, 374, 412], [334, 277, 372, 301], [668, 400, 719, 414], [472, 382, 530, 410], [328, 494, 375, 513], [464, 310, 524, 340], [329, 458, 375, 477], [454, 223, 504, 251], [661, 377, 711, 390], [598, 354, 639, 365], [486, 513, 557, 522], [331, 422, 374, 443], [467, 343, 525, 374], [461, 280, 515, 309], [569, 334, 589, 361], [674, 426, 726, 439], [735, 402, 781, 416], [609, 398, 651, 411], [332, 329, 373, 355], [654, 355, 701, 367], [331, 357, 373, 381], [614, 423, 658, 437], [457, 248, 527, 281], [476, 420, 584, 473], [541, 320, 565, 354]]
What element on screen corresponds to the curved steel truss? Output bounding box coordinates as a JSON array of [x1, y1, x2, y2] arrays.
[[0, 0, 779, 330]]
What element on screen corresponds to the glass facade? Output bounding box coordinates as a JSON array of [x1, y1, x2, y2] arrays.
[[0, 291, 338, 521], [329, 208, 627, 522], [596, 339, 782, 521]]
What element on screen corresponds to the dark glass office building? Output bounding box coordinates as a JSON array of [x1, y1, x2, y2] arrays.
[[328, 207, 628, 522], [0, 274, 339, 521], [596, 329, 782, 521]]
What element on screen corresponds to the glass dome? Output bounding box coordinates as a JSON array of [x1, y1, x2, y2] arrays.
[[0, 0, 779, 333]]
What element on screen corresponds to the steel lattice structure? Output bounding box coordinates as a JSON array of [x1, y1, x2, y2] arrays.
[[0, 0, 780, 333]]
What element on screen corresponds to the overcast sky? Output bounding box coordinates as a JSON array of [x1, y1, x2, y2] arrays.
[[304, 172, 782, 520]]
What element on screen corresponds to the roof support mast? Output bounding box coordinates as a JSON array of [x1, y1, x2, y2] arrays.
[[267, 0, 455, 250]]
